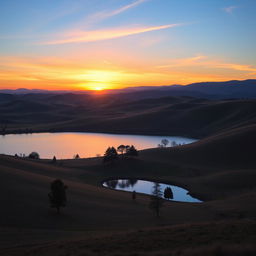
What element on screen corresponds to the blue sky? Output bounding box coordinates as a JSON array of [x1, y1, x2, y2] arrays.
[[0, 0, 255, 90]]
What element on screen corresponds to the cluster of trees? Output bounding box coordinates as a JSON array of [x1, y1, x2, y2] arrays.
[[14, 151, 40, 159], [103, 145, 138, 163], [158, 139, 186, 148], [15, 152, 82, 163]]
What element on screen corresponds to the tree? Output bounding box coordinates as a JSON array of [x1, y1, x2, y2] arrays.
[[126, 145, 138, 157], [149, 183, 164, 217], [125, 145, 130, 152], [161, 139, 169, 147], [28, 151, 40, 159], [171, 141, 178, 147], [52, 156, 57, 163], [73, 154, 80, 159], [103, 147, 118, 163], [117, 144, 126, 156], [164, 187, 173, 200], [48, 179, 68, 214], [132, 190, 136, 200]]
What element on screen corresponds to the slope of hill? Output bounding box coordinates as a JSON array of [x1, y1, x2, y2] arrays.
[[1, 94, 256, 138], [0, 121, 256, 255], [141, 124, 256, 168]]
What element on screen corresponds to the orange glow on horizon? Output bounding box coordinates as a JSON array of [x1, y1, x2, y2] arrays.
[[0, 55, 255, 90]]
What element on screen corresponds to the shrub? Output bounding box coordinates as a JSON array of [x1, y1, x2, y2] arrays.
[[28, 151, 40, 159]]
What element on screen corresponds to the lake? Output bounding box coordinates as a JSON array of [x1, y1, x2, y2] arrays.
[[0, 132, 196, 159], [103, 179, 202, 203]]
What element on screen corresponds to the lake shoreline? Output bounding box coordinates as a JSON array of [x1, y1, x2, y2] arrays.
[[0, 131, 197, 159], [101, 177, 205, 202], [1, 128, 203, 139]]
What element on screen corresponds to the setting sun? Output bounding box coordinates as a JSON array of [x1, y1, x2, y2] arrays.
[[77, 70, 124, 90], [94, 86, 104, 91]]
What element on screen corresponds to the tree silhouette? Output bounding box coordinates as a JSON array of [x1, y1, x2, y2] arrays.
[[149, 183, 164, 217], [126, 145, 138, 157], [161, 139, 169, 147], [52, 156, 57, 163], [164, 187, 173, 200], [125, 145, 130, 153], [48, 179, 68, 214], [171, 141, 178, 147], [28, 151, 40, 159], [103, 147, 118, 163], [117, 144, 126, 156], [132, 190, 136, 200], [74, 154, 80, 159]]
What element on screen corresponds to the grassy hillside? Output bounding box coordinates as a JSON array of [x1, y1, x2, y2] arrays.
[[1, 91, 256, 255], [141, 124, 256, 168], [0, 123, 256, 255], [1, 94, 256, 138], [2, 221, 256, 256]]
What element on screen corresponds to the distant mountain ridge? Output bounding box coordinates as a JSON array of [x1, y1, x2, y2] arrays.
[[1, 79, 256, 99]]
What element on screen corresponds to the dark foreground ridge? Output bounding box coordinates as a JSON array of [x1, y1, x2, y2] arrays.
[[0, 123, 256, 255]]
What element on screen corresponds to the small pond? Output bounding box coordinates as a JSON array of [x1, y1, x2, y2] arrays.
[[103, 179, 202, 203]]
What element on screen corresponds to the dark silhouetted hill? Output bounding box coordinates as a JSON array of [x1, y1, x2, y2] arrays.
[[1, 93, 256, 138], [1, 79, 256, 100]]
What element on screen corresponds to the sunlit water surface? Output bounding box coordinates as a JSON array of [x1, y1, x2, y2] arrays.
[[0, 132, 196, 159], [103, 179, 202, 203]]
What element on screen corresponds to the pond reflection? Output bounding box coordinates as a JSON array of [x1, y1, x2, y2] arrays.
[[103, 179, 202, 203]]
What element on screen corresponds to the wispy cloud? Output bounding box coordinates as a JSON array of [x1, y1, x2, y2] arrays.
[[157, 56, 207, 68], [42, 23, 181, 45], [223, 6, 238, 14], [214, 62, 256, 74], [156, 55, 256, 74], [87, 0, 148, 24]]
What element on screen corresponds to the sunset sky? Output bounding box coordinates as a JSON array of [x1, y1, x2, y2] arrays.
[[0, 0, 256, 90]]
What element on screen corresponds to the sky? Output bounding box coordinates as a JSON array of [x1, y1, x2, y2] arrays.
[[0, 0, 256, 90]]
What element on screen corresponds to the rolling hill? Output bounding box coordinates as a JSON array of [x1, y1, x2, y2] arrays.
[[1, 80, 256, 255], [0, 120, 256, 255], [1, 93, 256, 138]]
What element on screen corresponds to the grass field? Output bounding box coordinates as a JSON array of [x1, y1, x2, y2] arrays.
[[0, 123, 256, 255]]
